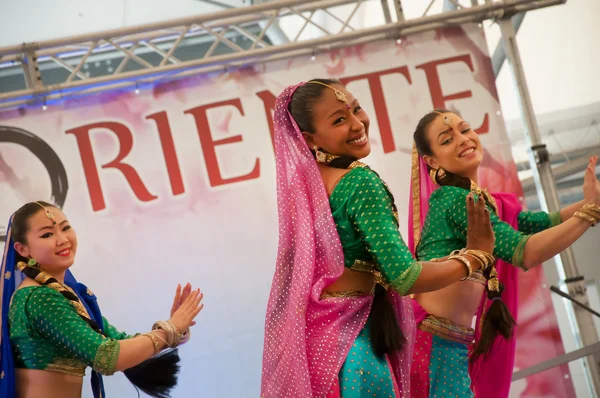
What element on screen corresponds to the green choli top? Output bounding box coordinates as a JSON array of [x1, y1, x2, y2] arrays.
[[416, 185, 562, 269], [328, 166, 422, 295], [8, 286, 130, 377]]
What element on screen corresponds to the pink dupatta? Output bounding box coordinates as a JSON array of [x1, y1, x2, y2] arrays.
[[408, 148, 519, 398], [260, 83, 415, 398]]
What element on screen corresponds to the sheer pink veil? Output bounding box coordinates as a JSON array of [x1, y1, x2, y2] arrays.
[[408, 144, 519, 398], [260, 83, 415, 397]]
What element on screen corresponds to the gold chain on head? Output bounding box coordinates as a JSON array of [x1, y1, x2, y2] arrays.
[[432, 111, 453, 127], [307, 80, 350, 109], [34, 202, 57, 225]]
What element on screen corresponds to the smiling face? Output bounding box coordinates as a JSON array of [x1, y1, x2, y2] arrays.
[[14, 206, 77, 276], [420, 112, 483, 180], [298, 83, 371, 160]]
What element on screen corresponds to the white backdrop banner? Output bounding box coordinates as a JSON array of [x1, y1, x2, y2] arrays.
[[0, 24, 573, 397]]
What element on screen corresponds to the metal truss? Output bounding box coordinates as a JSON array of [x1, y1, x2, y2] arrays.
[[0, 0, 564, 110]]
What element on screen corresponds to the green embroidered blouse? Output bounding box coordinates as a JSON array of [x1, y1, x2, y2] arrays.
[[8, 286, 129, 377], [329, 167, 422, 295], [416, 186, 562, 269]]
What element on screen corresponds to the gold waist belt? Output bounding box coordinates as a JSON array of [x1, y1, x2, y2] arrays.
[[419, 315, 475, 345]]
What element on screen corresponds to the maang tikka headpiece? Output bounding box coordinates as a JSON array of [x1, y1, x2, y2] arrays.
[[433, 111, 453, 127], [35, 201, 56, 225], [307, 80, 351, 109]]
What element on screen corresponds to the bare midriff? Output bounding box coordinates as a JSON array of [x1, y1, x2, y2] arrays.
[[16, 369, 84, 398], [322, 268, 377, 296], [414, 280, 485, 327]]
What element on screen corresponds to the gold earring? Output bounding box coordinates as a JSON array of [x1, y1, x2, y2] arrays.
[[429, 167, 446, 184], [315, 148, 327, 163]]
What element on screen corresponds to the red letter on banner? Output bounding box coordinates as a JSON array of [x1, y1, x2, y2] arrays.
[[184, 99, 260, 187], [416, 54, 489, 134], [256, 90, 276, 150], [66, 122, 157, 211], [341, 67, 413, 153], [146, 111, 185, 195]]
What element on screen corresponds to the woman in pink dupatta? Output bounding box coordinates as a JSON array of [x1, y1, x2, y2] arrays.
[[408, 109, 600, 397], [260, 81, 496, 398]]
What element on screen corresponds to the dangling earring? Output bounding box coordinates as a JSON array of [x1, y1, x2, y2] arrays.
[[312, 146, 340, 164], [27, 258, 39, 268], [315, 148, 327, 163], [429, 167, 446, 184]]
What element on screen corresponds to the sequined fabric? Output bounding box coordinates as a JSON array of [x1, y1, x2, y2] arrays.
[[261, 83, 415, 398]]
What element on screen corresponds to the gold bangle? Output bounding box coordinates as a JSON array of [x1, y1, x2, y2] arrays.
[[142, 332, 160, 354], [152, 320, 182, 347], [574, 211, 597, 226], [574, 203, 600, 226], [462, 249, 495, 270], [448, 255, 473, 281]]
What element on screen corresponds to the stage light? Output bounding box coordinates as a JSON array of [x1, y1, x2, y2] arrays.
[[396, 38, 402, 44], [135, 83, 140, 94]]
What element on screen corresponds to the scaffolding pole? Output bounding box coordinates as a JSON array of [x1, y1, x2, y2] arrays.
[[499, 17, 600, 396], [0, 0, 564, 110]]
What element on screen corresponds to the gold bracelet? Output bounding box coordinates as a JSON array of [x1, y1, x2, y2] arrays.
[[142, 332, 160, 354], [152, 320, 182, 347], [448, 255, 473, 281], [574, 203, 600, 226], [461, 249, 495, 270], [574, 211, 597, 226]]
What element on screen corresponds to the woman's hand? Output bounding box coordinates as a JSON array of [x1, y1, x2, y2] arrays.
[[170, 283, 196, 326], [583, 156, 600, 205], [169, 288, 204, 332], [465, 192, 495, 256]]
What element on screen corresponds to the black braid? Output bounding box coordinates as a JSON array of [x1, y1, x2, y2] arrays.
[[19, 263, 105, 336], [312, 150, 405, 357]]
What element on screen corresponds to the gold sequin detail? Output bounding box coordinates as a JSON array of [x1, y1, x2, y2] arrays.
[[419, 315, 474, 345]]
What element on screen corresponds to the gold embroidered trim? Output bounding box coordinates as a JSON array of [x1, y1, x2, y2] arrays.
[[349, 259, 377, 273], [419, 315, 475, 345], [45, 358, 87, 377], [93, 339, 120, 375], [350, 260, 390, 291], [16, 262, 94, 321], [512, 234, 531, 272], [411, 143, 422, 248], [320, 290, 365, 300]]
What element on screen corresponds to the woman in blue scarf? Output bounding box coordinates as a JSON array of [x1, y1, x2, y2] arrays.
[[0, 201, 204, 398]]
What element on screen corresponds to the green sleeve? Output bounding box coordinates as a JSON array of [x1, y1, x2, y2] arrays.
[[346, 168, 422, 295], [102, 317, 134, 340], [443, 186, 531, 271], [517, 210, 562, 234], [26, 287, 120, 375]]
